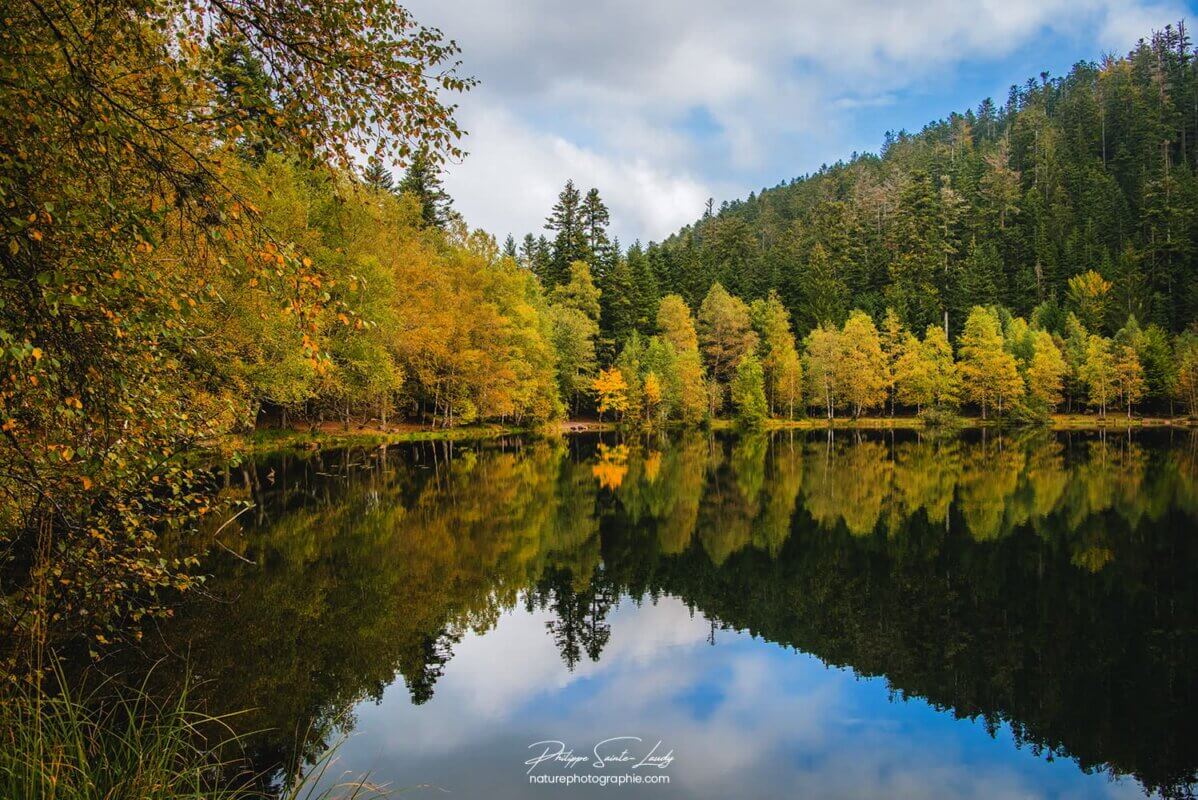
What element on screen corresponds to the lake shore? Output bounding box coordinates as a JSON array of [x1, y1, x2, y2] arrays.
[[226, 412, 1196, 453]]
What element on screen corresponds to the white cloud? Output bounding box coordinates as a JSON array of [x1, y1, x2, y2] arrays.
[[403, 0, 1191, 242], [441, 100, 714, 244]]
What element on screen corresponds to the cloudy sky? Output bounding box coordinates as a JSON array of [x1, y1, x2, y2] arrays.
[[403, 0, 1194, 245]]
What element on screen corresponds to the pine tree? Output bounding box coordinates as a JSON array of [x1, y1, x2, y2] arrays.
[[518, 233, 538, 270], [545, 179, 590, 284], [582, 188, 611, 271], [397, 147, 455, 229], [627, 241, 659, 332], [362, 159, 395, 192], [599, 254, 637, 361], [799, 243, 847, 329]]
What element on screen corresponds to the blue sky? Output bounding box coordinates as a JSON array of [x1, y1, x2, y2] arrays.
[[402, 0, 1197, 245]]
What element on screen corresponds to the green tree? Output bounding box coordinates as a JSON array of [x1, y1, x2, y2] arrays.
[[398, 147, 456, 229], [582, 188, 612, 269], [363, 159, 395, 192], [698, 283, 759, 387], [546, 180, 590, 284], [731, 355, 768, 426]]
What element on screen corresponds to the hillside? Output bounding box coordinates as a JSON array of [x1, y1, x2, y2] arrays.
[[643, 23, 1198, 340]]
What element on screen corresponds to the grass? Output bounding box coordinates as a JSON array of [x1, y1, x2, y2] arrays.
[[221, 421, 531, 456], [0, 667, 390, 800]]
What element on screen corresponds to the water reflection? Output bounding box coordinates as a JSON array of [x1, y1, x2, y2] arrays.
[[126, 430, 1197, 798]]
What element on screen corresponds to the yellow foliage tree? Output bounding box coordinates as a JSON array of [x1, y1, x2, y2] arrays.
[[1080, 335, 1116, 417], [1026, 330, 1067, 411], [592, 367, 630, 420], [840, 310, 888, 418], [1113, 344, 1146, 418], [958, 306, 1024, 419]]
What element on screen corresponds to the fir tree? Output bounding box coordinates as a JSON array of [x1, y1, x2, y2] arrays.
[[362, 159, 395, 192], [545, 179, 590, 284], [398, 147, 455, 228]]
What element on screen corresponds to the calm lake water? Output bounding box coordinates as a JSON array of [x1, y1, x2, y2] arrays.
[[127, 429, 1198, 798]]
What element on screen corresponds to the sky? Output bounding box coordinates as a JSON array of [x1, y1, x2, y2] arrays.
[[401, 0, 1196, 246]]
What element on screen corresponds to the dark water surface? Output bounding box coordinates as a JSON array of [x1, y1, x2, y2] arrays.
[[126, 430, 1198, 798]]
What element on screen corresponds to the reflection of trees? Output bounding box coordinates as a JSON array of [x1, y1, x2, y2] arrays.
[[108, 439, 602, 785], [958, 437, 1026, 540], [604, 430, 1198, 800], [802, 435, 891, 536], [617, 434, 707, 554], [107, 429, 1198, 799], [527, 567, 618, 671]]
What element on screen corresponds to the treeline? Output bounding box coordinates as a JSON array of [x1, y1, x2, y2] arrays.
[[220, 156, 568, 430], [582, 280, 1198, 426]]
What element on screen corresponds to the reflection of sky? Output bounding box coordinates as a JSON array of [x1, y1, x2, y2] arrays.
[[320, 597, 1146, 799]]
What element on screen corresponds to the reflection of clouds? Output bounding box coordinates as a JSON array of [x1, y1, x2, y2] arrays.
[[340, 597, 1145, 799]]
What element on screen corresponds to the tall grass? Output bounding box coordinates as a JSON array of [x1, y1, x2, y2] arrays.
[[0, 667, 389, 800]]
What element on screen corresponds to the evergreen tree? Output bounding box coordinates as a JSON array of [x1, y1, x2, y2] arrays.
[[545, 179, 590, 284], [599, 254, 637, 361], [582, 188, 612, 271], [363, 159, 395, 192], [398, 147, 455, 229]]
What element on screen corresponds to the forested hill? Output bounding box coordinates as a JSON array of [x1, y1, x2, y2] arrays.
[[647, 23, 1198, 339]]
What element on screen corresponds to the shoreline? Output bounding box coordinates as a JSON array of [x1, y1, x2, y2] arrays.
[[219, 413, 1195, 454]]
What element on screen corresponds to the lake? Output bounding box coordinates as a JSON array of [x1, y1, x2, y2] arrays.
[[118, 429, 1198, 798]]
